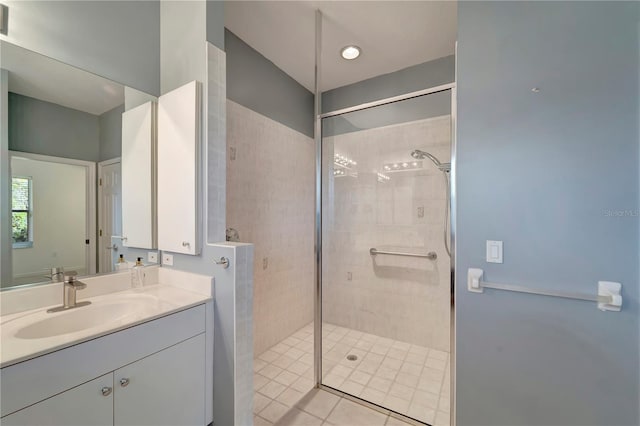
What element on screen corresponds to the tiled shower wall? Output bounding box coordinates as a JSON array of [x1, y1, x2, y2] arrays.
[[226, 100, 315, 355], [323, 116, 451, 351]]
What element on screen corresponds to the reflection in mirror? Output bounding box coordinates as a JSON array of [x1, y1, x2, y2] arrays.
[[1, 41, 157, 290], [10, 153, 93, 285]]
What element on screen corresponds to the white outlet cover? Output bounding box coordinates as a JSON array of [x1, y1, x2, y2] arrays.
[[148, 252, 158, 263], [162, 253, 173, 266]]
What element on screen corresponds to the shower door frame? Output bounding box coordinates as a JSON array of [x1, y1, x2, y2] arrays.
[[313, 14, 457, 424], [314, 85, 457, 423]]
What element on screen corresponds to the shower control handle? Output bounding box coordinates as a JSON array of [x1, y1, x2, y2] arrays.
[[214, 257, 229, 269]]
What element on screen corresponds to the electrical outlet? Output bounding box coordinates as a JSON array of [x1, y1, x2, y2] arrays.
[[162, 253, 174, 266], [148, 252, 158, 263], [417, 206, 425, 218]]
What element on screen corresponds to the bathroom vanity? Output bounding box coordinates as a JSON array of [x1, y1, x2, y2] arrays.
[[0, 267, 214, 426]]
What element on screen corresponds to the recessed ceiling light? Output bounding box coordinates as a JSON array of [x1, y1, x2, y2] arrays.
[[341, 45, 361, 60]]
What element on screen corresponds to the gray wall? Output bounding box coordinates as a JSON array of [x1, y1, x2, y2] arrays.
[[8, 93, 124, 163], [1, 0, 160, 95], [456, 2, 639, 426], [321, 55, 455, 137], [322, 54, 455, 113], [160, 0, 206, 94], [9, 93, 100, 161], [225, 29, 314, 137], [99, 104, 125, 161], [206, 0, 225, 51], [225, 32, 454, 139]]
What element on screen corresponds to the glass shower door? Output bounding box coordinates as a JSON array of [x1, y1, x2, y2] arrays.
[[320, 91, 452, 425]]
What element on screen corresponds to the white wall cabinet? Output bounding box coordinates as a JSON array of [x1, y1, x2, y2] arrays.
[[157, 81, 202, 255], [1, 374, 114, 426], [121, 101, 157, 249]]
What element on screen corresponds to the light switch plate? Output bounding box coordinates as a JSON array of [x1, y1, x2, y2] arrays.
[[486, 240, 503, 263], [162, 253, 173, 266]]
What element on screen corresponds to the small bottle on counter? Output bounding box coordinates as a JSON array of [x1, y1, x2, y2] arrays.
[[116, 254, 128, 271], [131, 257, 145, 288]]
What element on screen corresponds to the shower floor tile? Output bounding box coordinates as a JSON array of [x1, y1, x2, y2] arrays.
[[253, 323, 450, 426]]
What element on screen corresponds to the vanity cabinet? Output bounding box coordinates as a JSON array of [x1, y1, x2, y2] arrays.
[[1, 305, 207, 426], [1, 374, 114, 426], [114, 334, 205, 426]]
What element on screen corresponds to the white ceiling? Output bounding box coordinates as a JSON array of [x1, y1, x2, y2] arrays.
[[225, 1, 457, 92], [1, 41, 124, 115]]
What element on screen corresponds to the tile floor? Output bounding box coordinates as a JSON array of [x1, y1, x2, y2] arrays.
[[254, 323, 450, 425], [261, 388, 425, 426]]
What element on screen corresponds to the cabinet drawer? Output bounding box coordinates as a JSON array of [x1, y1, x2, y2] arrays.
[[1, 304, 205, 417]]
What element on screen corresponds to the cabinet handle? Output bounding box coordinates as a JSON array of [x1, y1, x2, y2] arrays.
[[119, 378, 130, 387], [101, 387, 112, 396]]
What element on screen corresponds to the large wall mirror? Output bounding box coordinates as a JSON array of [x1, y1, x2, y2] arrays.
[[1, 41, 158, 290]]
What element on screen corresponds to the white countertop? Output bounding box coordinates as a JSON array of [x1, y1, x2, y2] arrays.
[[0, 283, 211, 368]]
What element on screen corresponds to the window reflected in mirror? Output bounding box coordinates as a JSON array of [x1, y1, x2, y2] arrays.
[[11, 176, 31, 248]]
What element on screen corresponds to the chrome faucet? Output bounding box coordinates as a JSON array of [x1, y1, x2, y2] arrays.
[[47, 272, 91, 313], [44, 266, 65, 282]]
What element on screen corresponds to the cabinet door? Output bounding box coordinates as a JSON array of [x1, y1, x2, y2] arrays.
[[1, 374, 113, 426], [114, 334, 205, 426], [121, 100, 157, 249], [157, 80, 201, 255]]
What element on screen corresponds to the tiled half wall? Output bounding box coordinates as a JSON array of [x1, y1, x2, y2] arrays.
[[226, 100, 315, 355]]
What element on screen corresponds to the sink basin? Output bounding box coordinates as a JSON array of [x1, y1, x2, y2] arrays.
[[13, 294, 166, 340], [1, 283, 210, 368]]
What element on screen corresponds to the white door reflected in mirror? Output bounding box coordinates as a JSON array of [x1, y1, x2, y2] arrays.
[[98, 159, 122, 274], [9, 153, 95, 286]]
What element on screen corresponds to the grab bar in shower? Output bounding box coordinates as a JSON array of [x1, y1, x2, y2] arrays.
[[369, 248, 437, 260], [467, 268, 623, 312]]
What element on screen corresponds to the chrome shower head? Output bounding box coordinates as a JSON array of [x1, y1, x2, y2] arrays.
[[411, 150, 450, 172], [411, 149, 440, 165], [410, 149, 427, 160]]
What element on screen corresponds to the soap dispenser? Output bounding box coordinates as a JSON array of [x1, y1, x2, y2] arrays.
[[116, 254, 128, 271], [131, 257, 145, 288]]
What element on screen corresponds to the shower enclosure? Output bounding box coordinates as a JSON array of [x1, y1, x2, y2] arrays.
[[316, 87, 455, 425]]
